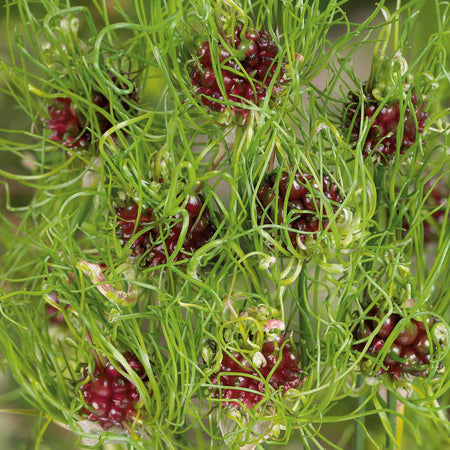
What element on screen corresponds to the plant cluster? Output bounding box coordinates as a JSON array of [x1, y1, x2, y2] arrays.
[[0, 0, 448, 449], [115, 194, 215, 267], [190, 23, 289, 122], [81, 352, 147, 430]]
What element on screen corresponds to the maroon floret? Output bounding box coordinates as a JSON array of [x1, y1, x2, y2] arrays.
[[115, 202, 154, 258], [91, 73, 139, 133], [353, 307, 446, 379], [344, 88, 429, 163], [256, 170, 343, 250], [47, 97, 90, 148], [190, 25, 288, 122], [115, 195, 215, 267], [80, 353, 147, 429], [47, 74, 138, 148], [211, 336, 302, 409]]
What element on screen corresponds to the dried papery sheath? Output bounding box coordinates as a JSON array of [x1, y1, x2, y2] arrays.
[[76, 261, 137, 306]]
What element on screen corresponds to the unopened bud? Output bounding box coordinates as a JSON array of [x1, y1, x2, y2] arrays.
[[432, 323, 448, 346], [201, 346, 213, 365], [259, 255, 277, 270], [60, 16, 79, 34], [252, 351, 267, 368]]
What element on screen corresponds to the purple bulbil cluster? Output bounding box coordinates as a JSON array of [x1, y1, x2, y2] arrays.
[[345, 89, 429, 163], [81, 353, 147, 429], [211, 336, 302, 409], [115, 195, 215, 267], [191, 25, 288, 122], [354, 307, 445, 379], [47, 75, 138, 148], [256, 170, 343, 249]]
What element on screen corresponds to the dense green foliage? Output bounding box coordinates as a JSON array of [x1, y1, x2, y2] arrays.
[[0, 1, 448, 448]]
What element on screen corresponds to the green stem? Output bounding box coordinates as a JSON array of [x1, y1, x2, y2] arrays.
[[393, 0, 401, 52], [373, 164, 388, 240], [297, 264, 312, 370], [355, 375, 366, 450], [70, 195, 94, 237], [388, 390, 397, 449]]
